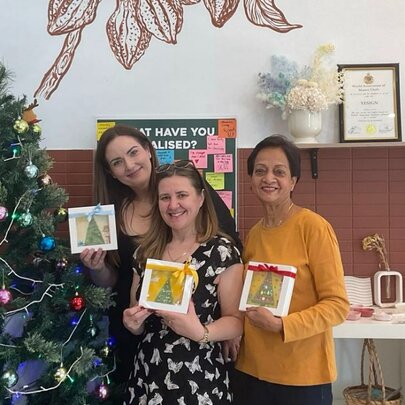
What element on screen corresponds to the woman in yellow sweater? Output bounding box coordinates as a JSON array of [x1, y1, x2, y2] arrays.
[[233, 135, 349, 405]]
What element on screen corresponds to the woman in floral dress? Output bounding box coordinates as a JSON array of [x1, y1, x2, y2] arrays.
[[123, 160, 244, 404]]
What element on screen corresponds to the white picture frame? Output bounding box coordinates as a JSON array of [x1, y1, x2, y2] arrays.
[[239, 261, 297, 317], [139, 258, 196, 314], [68, 204, 118, 254]]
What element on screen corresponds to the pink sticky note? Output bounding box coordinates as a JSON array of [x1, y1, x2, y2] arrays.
[[214, 154, 233, 173], [189, 150, 208, 169], [206, 136, 226, 154], [217, 191, 233, 210]]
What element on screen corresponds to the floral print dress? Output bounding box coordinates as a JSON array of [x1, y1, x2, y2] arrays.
[[124, 236, 242, 405]]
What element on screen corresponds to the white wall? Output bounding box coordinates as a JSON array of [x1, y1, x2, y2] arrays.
[[1, 1, 404, 402], [1, 0, 404, 149]]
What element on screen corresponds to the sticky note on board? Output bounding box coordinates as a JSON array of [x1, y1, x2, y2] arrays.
[[217, 190, 232, 210], [205, 172, 225, 190], [206, 136, 226, 154], [218, 119, 236, 138], [189, 150, 208, 169], [96, 122, 115, 140], [157, 150, 175, 165], [214, 154, 233, 173]]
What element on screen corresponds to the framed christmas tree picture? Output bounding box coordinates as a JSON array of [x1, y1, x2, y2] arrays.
[[68, 204, 118, 253], [239, 261, 297, 317], [139, 258, 198, 313]]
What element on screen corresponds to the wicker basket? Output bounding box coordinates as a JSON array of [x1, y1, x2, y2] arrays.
[[343, 338, 402, 405]]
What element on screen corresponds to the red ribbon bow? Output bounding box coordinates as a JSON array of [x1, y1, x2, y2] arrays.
[[248, 263, 296, 279]]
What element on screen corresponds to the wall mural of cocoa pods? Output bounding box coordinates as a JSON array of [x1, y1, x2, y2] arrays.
[[34, 0, 302, 100]]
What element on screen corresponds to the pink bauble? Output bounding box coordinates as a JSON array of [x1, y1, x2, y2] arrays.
[[0, 206, 8, 222], [0, 288, 12, 305]]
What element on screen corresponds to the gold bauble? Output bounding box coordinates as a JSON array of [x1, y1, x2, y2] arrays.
[[13, 119, 29, 134]]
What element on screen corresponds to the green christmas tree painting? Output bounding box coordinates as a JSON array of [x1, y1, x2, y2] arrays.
[[0, 63, 116, 404], [84, 216, 105, 246], [154, 278, 174, 305]]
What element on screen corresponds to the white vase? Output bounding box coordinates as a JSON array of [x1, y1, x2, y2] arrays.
[[288, 109, 322, 143]]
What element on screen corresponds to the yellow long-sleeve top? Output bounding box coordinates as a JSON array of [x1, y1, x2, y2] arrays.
[[236, 208, 349, 386]]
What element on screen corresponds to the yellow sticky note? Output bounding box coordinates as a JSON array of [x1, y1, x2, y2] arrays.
[[96, 122, 116, 141], [205, 172, 225, 190]]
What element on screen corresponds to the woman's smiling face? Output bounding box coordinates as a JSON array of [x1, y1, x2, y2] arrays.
[[105, 135, 152, 191], [157, 175, 204, 233], [250, 147, 297, 206]]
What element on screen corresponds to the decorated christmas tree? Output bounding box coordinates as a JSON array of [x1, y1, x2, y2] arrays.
[[0, 63, 115, 404]]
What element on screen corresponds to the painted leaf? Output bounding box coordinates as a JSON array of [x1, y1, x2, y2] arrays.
[[138, 0, 184, 43], [106, 0, 152, 69], [48, 0, 101, 35], [203, 0, 239, 28], [244, 0, 302, 32]]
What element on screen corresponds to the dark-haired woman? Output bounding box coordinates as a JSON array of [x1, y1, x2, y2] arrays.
[[233, 135, 349, 405]]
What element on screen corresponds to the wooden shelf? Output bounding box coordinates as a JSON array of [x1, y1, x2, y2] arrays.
[[297, 142, 405, 149]]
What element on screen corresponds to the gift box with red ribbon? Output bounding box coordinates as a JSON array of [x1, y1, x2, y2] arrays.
[[239, 261, 297, 317], [138, 258, 199, 313]]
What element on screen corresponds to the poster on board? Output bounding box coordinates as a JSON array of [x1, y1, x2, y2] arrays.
[[96, 118, 237, 220]]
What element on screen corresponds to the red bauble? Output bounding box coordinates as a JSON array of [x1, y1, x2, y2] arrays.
[[70, 294, 86, 311]]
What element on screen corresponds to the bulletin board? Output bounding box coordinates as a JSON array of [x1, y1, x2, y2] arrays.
[[96, 118, 237, 219]]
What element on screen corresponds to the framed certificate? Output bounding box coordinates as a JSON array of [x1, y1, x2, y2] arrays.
[[338, 64, 402, 142]]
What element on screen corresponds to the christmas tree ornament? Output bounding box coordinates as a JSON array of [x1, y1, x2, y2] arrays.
[[22, 99, 40, 124], [53, 207, 68, 222], [70, 292, 86, 311], [13, 119, 29, 134], [56, 257, 68, 271], [39, 235, 56, 252], [31, 123, 42, 136], [54, 367, 67, 382], [9, 142, 21, 158], [95, 383, 109, 400], [25, 162, 39, 178], [18, 211, 33, 227], [0, 206, 8, 222], [87, 324, 100, 338], [37, 173, 52, 187], [1, 370, 18, 388], [0, 287, 13, 305], [99, 345, 111, 358], [92, 357, 102, 367]]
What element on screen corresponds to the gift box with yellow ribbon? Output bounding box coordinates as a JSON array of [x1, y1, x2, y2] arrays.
[[239, 261, 297, 317], [139, 258, 199, 313]]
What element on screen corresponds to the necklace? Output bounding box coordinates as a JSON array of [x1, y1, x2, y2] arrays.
[[167, 242, 197, 262], [263, 202, 294, 228]]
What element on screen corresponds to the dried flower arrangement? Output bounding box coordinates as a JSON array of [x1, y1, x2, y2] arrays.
[[257, 44, 344, 119], [362, 233, 390, 270]]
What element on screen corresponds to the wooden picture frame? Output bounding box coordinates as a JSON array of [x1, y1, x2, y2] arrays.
[[338, 63, 402, 142]]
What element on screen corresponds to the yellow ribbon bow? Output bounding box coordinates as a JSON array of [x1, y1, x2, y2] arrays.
[[146, 260, 199, 304]]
